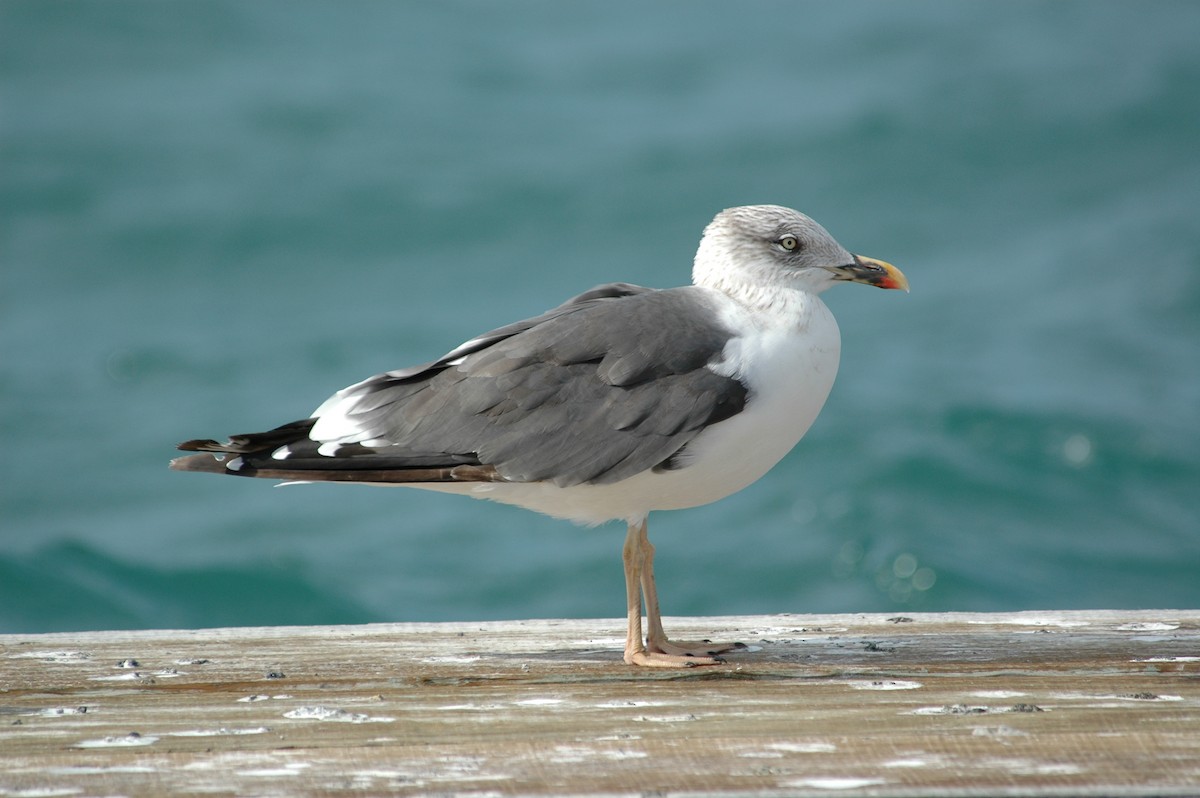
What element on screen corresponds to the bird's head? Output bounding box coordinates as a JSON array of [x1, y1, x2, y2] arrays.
[[693, 205, 909, 300]]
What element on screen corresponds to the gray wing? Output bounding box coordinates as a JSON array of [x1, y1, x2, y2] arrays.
[[177, 283, 748, 487]]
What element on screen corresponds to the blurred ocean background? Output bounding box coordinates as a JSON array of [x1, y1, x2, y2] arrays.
[[2, 1, 1198, 634]]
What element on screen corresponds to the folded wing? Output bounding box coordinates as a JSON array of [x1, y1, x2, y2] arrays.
[[173, 283, 749, 487]]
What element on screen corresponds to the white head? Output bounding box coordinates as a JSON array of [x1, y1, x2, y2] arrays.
[[692, 205, 906, 305]]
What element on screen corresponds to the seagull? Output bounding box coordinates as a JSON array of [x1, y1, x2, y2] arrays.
[[171, 205, 908, 667]]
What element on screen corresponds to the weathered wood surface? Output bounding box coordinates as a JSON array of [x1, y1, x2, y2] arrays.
[[2, 610, 1198, 797]]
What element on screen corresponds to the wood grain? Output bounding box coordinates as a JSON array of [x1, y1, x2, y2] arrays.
[[3, 610, 1198, 796]]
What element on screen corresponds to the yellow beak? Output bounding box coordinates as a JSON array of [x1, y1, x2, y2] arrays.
[[828, 255, 910, 292]]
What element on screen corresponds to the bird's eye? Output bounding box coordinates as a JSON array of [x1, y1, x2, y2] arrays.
[[778, 235, 801, 252]]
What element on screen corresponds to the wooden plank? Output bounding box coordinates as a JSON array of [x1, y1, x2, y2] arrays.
[[2, 610, 1198, 796]]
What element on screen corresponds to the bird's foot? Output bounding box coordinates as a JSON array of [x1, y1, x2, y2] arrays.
[[652, 637, 747, 660], [624, 639, 746, 668], [625, 649, 719, 668]]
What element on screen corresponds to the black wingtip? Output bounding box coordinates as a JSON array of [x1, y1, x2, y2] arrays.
[[169, 453, 229, 474], [174, 418, 318, 455], [177, 438, 225, 452]]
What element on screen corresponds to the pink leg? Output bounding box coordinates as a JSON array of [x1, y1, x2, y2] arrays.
[[621, 518, 742, 667]]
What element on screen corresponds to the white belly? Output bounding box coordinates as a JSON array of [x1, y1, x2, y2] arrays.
[[412, 294, 842, 525]]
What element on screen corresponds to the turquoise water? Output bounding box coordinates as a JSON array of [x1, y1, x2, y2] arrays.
[[2, 1, 1198, 634]]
